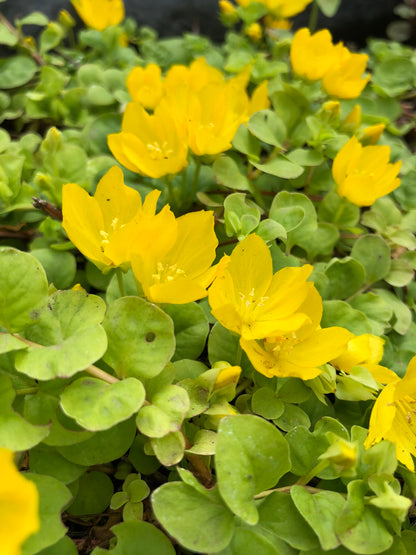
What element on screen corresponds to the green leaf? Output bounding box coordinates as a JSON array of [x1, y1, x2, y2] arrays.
[[208, 323, 250, 372], [162, 302, 209, 362], [316, 0, 342, 17], [213, 156, 251, 191], [0, 247, 48, 332], [152, 482, 234, 553], [258, 492, 319, 550], [15, 290, 107, 380], [92, 521, 175, 555], [286, 426, 327, 476], [251, 387, 284, 420], [385, 258, 415, 287], [217, 525, 289, 555], [87, 84, 115, 106], [128, 434, 160, 475], [322, 300, 372, 334], [273, 403, 311, 432], [251, 155, 304, 179], [349, 293, 393, 335], [0, 375, 49, 450], [270, 192, 317, 249], [18, 12, 50, 26], [39, 22, 64, 54], [185, 429, 217, 455], [0, 333, 27, 354], [232, 124, 261, 159], [216, 414, 291, 525], [224, 192, 261, 239], [286, 149, 324, 167], [322, 258, 366, 300], [37, 536, 77, 555], [319, 192, 360, 228], [136, 384, 189, 438], [374, 288, 412, 335], [67, 471, 114, 516], [247, 110, 286, 148], [60, 377, 145, 431], [22, 474, 72, 555], [151, 430, 185, 466], [351, 235, 391, 284], [57, 418, 136, 466], [291, 486, 345, 551], [29, 444, 86, 485], [103, 297, 175, 379], [0, 152, 24, 201], [31, 248, 77, 290], [0, 56, 37, 89], [297, 222, 339, 259], [0, 22, 17, 46]]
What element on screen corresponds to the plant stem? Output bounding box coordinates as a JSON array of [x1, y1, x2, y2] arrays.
[[190, 158, 202, 203], [116, 267, 126, 297], [235, 343, 243, 366], [162, 176, 178, 212], [296, 459, 329, 486], [254, 484, 325, 499], [308, 0, 319, 33]]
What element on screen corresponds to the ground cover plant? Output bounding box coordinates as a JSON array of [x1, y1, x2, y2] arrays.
[[1, 0, 416, 552]]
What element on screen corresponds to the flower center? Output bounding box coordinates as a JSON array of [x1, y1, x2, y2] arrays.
[[152, 262, 185, 283], [146, 141, 174, 160]]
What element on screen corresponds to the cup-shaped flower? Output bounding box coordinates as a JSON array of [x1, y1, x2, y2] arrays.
[[180, 80, 250, 156], [239, 286, 350, 379], [126, 64, 164, 110], [209, 234, 320, 340], [163, 57, 224, 96], [331, 332, 398, 384], [332, 136, 401, 206], [291, 28, 340, 81], [322, 45, 370, 99], [365, 355, 416, 471], [71, 0, 124, 30], [131, 210, 218, 304], [0, 448, 39, 554], [108, 102, 188, 179], [62, 165, 173, 272]]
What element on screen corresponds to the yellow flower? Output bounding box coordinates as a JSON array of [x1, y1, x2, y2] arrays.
[[332, 136, 402, 206], [184, 81, 249, 156], [108, 102, 188, 179], [236, 0, 312, 17], [358, 123, 386, 145], [341, 104, 361, 133], [163, 58, 224, 95], [219, 0, 238, 18], [209, 234, 320, 340], [331, 333, 398, 384], [240, 285, 350, 380], [126, 64, 164, 110], [264, 16, 292, 30], [245, 22, 262, 41], [322, 44, 370, 99], [248, 81, 270, 116], [213, 363, 242, 391], [62, 165, 173, 272], [291, 28, 340, 81], [71, 0, 124, 30], [0, 448, 39, 554], [365, 355, 416, 471], [131, 210, 218, 304]]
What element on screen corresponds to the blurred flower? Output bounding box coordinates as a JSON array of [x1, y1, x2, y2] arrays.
[[365, 355, 416, 471], [322, 45, 370, 99], [245, 22, 262, 41], [126, 64, 164, 110], [248, 81, 270, 115], [213, 363, 241, 391], [209, 234, 316, 340], [71, 0, 124, 30], [264, 15, 292, 30], [319, 433, 358, 473], [236, 0, 312, 17], [291, 28, 370, 99], [219, 0, 237, 15], [332, 136, 401, 206], [358, 123, 386, 145], [0, 448, 39, 554], [131, 210, 218, 304], [341, 104, 361, 133], [240, 286, 350, 379], [62, 166, 173, 272], [291, 28, 340, 81], [108, 102, 188, 178], [58, 9, 76, 28], [331, 333, 398, 384]]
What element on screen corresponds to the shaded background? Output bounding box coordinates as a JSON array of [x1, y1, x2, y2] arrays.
[[0, 0, 401, 45]]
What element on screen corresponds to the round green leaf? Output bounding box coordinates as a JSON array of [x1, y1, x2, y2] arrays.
[[22, 474, 72, 555], [15, 290, 107, 380], [0, 56, 37, 89], [213, 156, 251, 191], [136, 384, 189, 438], [103, 297, 175, 379], [0, 247, 48, 332], [216, 414, 291, 525], [29, 444, 86, 485], [247, 110, 286, 147], [92, 521, 175, 555], [351, 235, 391, 284], [162, 302, 209, 362], [322, 300, 372, 335], [252, 155, 304, 179], [273, 403, 311, 432], [31, 248, 77, 290], [128, 435, 160, 475], [151, 431, 185, 466], [323, 258, 366, 300], [152, 482, 234, 553], [0, 375, 49, 451], [67, 471, 114, 516], [251, 387, 284, 420], [60, 377, 145, 431], [57, 418, 136, 466]]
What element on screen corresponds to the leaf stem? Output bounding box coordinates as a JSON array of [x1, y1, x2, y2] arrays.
[[116, 267, 126, 297], [308, 0, 319, 33]]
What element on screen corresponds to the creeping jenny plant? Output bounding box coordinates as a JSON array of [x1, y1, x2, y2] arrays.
[[1, 0, 416, 553]]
